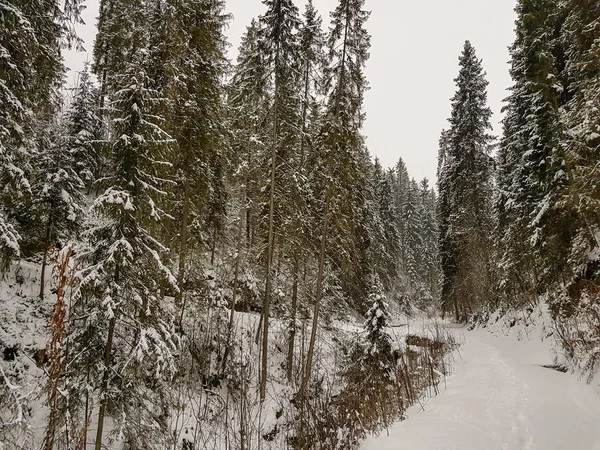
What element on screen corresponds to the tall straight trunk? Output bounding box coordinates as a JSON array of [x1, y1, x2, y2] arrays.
[[39, 212, 53, 299], [94, 315, 116, 450], [259, 30, 282, 402], [286, 46, 311, 383], [255, 309, 263, 345], [299, 194, 330, 398], [177, 177, 191, 327], [260, 110, 278, 402], [300, 61, 310, 167], [83, 372, 90, 448], [286, 257, 299, 382], [453, 296, 460, 322], [221, 201, 245, 374], [210, 222, 218, 266], [246, 145, 252, 249]]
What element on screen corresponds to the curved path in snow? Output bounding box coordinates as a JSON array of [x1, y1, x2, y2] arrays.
[[361, 326, 600, 450]]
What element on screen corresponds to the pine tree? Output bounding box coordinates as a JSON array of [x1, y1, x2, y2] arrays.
[[438, 41, 494, 322]]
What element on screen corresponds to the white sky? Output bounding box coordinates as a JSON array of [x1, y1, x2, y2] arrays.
[[65, 0, 517, 183]]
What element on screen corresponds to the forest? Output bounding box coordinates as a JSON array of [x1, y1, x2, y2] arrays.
[[0, 0, 599, 449]]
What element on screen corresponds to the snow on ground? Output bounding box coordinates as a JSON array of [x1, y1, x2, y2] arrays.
[[362, 324, 600, 450]]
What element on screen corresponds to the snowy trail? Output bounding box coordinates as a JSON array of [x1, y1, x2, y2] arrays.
[[362, 326, 600, 450]]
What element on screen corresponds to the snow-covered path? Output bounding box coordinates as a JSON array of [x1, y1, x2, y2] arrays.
[[362, 326, 600, 450]]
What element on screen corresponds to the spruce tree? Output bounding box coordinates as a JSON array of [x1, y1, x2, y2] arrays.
[[255, 0, 302, 400], [370, 159, 400, 291], [64, 63, 103, 187], [318, 0, 372, 308], [147, 0, 229, 317], [561, 0, 600, 288], [403, 179, 424, 302], [0, 0, 77, 268], [438, 41, 494, 321], [551, 0, 600, 357], [419, 178, 440, 303], [30, 125, 85, 299], [298, 0, 326, 166], [364, 276, 393, 357], [337, 276, 395, 442], [69, 3, 180, 445], [392, 158, 410, 277], [93, 0, 146, 108], [285, 0, 327, 381], [73, 59, 178, 450], [495, 0, 566, 308], [228, 19, 270, 250], [301, 0, 371, 396]]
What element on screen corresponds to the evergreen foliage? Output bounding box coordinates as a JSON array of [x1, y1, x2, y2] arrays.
[[438, 41, 494, 322], [0, 0, 511, 447], [64, 64, 103, 187], [491, 0, 599, 374], [72, 59, 178, 449]]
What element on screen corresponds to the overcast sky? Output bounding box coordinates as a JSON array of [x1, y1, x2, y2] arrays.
[[66, 0, 517, 183]]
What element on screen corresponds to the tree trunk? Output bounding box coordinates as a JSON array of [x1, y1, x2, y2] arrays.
[[43, 247, 72, 450], [39, 212, 53, 300], [210, 221, 218, 266], [177, 177, 191, 328], [246, 145, 252, 249], [286, 258, 299, 382], [453, 296, 460, 323], [94, 315, 116, 450], [260, 120, 277, 402], [221, 204, 244, 374], [259, 33, 282, 401], [299, 194, 330, 399]]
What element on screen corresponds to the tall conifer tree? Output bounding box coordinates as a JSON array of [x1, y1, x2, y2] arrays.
[[255, 0, 302, 400], [301, 0, 371, 396], [438, 41, 494, 321]]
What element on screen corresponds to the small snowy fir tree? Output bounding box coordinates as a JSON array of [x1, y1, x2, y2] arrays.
[[337, 277, 397, 444], [364, 277, 393, 358], [30, 125, 85, 299]]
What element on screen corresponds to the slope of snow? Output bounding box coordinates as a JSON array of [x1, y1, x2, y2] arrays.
[[361, 325, 600, 450]]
